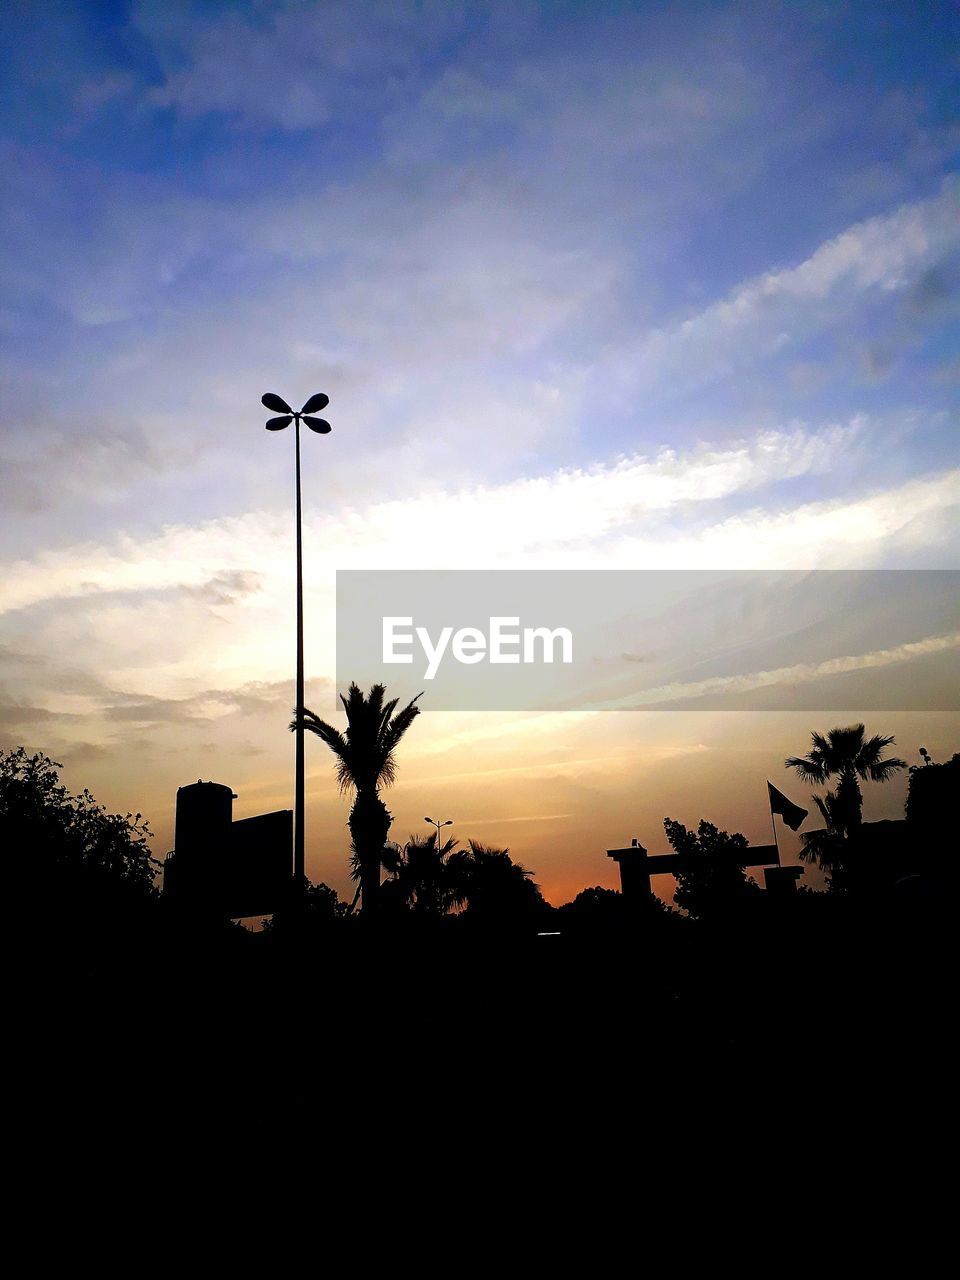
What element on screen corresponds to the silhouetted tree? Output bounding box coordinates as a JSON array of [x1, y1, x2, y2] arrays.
[[906, 749, 958, 889], [797, 789, 849, 881], [557, 886, 625, 931], [382, 830, 459, 916], [786, 724, 906, 838], [295, 683, 421, 916], [905, 749, 958, 828], [1, 746, 158, 931], [663, 817, 759, 917], [262, 879, 347, 935], [447, 840, 546, 922]]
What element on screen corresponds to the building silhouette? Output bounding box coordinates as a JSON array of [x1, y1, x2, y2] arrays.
[[162, 780, 292, 918], [607, 838, 802, 900]]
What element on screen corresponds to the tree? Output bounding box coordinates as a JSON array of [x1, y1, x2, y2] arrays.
[[799, 790, 847, 878], [905, 749, 958, 889], [663, 817, 759, 917], [295, 683, 421, 916], [785, 724, 906, 839], [381, 830, 459, 916], [1, 746, 158, 925], [905, 749, 958, 832], [262, 879, 347, 935], [557, 886, 625, 931], [446, 840, 546, 922]]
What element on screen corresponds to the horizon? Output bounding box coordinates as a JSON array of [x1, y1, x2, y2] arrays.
[[1, 0, 958, 907]]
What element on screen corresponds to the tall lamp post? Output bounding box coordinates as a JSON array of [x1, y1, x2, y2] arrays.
[[262, 391, 332, 890]]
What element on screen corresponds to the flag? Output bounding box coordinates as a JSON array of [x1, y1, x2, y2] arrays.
[[767, 782, 808, 831]]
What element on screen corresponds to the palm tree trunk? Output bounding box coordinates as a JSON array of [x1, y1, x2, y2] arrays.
[[837, 769, 863, 835], [349, 787, 391, 917]]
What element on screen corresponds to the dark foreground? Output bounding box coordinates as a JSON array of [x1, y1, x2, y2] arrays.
[[17, 889, 940, 1183]]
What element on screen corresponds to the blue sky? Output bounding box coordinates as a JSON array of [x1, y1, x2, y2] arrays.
[[1, 1, 958, 897]]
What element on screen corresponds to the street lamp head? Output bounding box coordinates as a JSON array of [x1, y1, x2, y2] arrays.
[[424, 816, 434, 824], [261, 392, 332, 433]]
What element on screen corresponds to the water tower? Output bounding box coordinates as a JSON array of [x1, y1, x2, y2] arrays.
[[163, 779, 292, 918], [174, 780, 235, 857]]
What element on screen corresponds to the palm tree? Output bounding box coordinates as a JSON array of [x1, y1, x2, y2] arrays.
[[382, 830, 459, 916], [446, 840, 544, 920], [799, 790, 847, 874], [785, 723, 906, 839], [294, 683, 421, 915]]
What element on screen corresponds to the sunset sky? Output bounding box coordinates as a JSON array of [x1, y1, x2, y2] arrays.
[[1, 1, 958, 904]]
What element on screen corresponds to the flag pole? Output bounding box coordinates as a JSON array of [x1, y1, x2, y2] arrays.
[[768, 793, 782, 866]]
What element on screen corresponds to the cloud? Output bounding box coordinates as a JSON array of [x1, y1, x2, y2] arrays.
[[0, 417, 874, 618], [2, 1, 957, 901], [182, 570, 263, 606], [139, 0, 468, 131], [605, 470, 960, 570], [0, 422, 196, 514], [0, 420, 955, 746], [0, 697, 66, 726], [4, 169, 949, 560], [604, 631, 960, 710], [4, 49, 955, 564], [72, 71, 137, 121], [906, 264, 956, 315], [609, 177, 960, 398], [458, 813, 573, 826]]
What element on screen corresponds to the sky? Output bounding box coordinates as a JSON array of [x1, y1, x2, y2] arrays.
[[1, 0, 958, 905]]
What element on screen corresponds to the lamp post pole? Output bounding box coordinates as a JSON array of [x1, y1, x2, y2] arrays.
[[294, 414, 305, 887], [261, 391, 332, 892]]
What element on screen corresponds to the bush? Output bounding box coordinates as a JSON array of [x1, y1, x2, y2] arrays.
[[1, 746, 159, 922]]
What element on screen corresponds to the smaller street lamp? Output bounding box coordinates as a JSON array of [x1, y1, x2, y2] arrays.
[[425, 816, 453, 847]]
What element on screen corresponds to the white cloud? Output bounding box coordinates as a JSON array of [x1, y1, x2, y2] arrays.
[[613, 177, 960, 394], [0, 417, 870, 617], [0, 420, 956, 721], [594, 631, 960, 710], [605, 470, 959, 570]]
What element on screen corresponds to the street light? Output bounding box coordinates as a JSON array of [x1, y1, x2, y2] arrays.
[[262, 390, 332, 890], [425, 816, 453, 847]]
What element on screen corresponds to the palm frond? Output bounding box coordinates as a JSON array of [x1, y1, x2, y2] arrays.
[[380, 693, 422, 756], [295, 708, 347, 753], [827, 724, 865, 764], [377, 696, 400, 738], [296, 708, 355, 792], [785, 755, 827, 784], [382, 756, 400, 788], [365, 683, 386, 720], [380, 842, 403, 876], [868, 756, 906, 781], [799, 828, 844, 869], [855, 732, 904, 780], [340, 682, 364, 718], [860, 731, 896, 758]]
